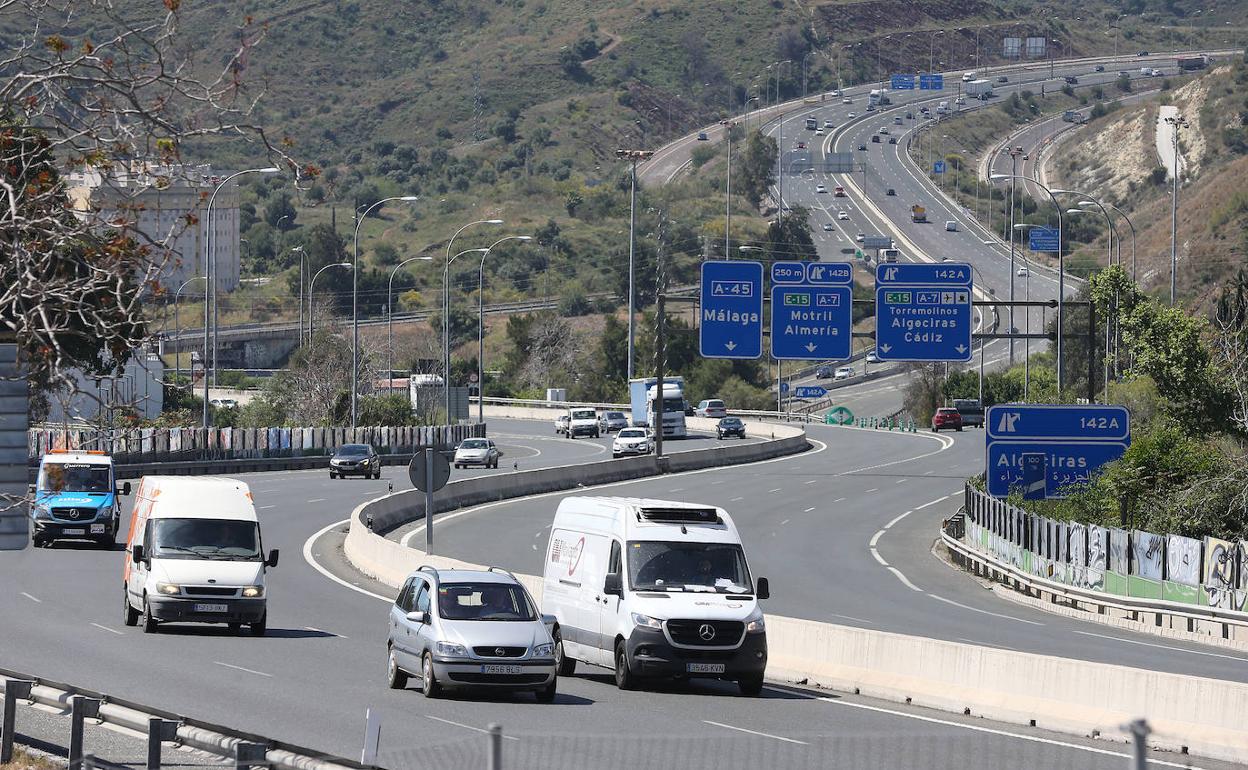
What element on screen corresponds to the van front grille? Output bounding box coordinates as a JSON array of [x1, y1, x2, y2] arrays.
[[184, 587, 239, 597], [666, 619, 744, 647]]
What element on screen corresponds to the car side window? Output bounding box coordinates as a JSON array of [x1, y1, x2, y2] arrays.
[[414, 581, 431, 614], [396, 578, 414, 611], [608, 540, 622, 576]]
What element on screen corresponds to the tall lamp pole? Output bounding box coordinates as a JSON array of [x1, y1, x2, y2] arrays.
[[174, 276, 205, 390], [722, 119, 735, 257], [443, 219, 504, 419], [1163, 113, 1187, 304], [1105, 202, 1138, 280], [202, 166, 279, 429], [291, 246, 305, 345], [387, 256, 434, 394], [352, 195, 418, 427], [1007, 145, 1023, 365], [476, 236, 533, 423], [308, 262, 351, 341], [615, 149, 653, 381]]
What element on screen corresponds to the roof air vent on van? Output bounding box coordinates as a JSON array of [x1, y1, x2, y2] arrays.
[[637, 507, 721, 525]]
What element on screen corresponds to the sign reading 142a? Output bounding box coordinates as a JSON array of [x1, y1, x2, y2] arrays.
[[875, 263, 973, 362], [699, 260, 763, 359]]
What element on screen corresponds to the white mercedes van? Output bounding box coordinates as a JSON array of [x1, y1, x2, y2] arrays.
[[542, 497, 769, 695], [122, 477, 278, 636]]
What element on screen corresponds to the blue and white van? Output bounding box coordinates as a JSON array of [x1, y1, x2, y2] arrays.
[[30, 450, 130, 547]]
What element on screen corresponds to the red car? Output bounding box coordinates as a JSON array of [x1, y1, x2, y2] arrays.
[[931, 407, 963, 432]]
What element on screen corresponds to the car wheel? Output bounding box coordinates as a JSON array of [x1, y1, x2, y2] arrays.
[[141, 597, 159, 634], [374, 470, 382, 480], [614, 640, 636, 690], [122, 588, 139, 627], [931, 427, 938, 432], [956, 426, 963, 432], [535, 678, 557, 703], [387, 647, 409, 690], [228, 622, 242, 634], [738, 674, 765, 696], [329, 472, 336, 479], [554, 629, 576, 676], [421, 653, 441, 698]]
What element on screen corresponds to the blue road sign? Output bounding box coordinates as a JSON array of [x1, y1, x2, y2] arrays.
[[919, 73, 944, 90], [770, 261, 854, 361], [779, 381, 790, 395], [700, 260, 763, 359], [795, 386, 827, 400], [933, 160, 946, 174], [1028, 226, 1060, 252], [985, 404, 1132, 499], [1021, 453, 1047, 500], [771, 261, 806, 285], [875, 263, 973, 362], [891, 74, 916, 90]]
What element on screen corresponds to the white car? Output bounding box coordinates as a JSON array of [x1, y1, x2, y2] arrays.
[[554, 414, 570, 436], [612, 428, 652, 459], [837, 211, 849, 221], [824, 120, 835, 128], [846, 111, 857, 118], [598, 410, 629, 433], [833, 366, 855, 381], [945, 220, 958, 232], [822, 223, 835, 231], [866, 351, 881, 364], [453, 438, 501, 469], [815, 128, 825, 136], [855, 233, 865, 243], [209, 398, 238, 409], [878, 127, 889, 135], [1017, 267, 1030, 277], [694, 399, 727, 419], [566, 407, 600, 439], [842, 97, 852, 104], [815, 184, 827, 193]]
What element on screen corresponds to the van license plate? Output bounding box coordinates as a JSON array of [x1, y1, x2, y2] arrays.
[[62, 528, 85, 536], [481, 665, 522, 675], [90, 523, 105, 534], [687, 663, 726, 674], [194, 603, 229, 613]]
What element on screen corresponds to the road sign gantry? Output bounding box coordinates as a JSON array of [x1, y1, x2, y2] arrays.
[[770, 261, 854, 361]]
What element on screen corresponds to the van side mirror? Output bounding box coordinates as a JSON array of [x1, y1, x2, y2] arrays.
[[266, 549, 280, 568], [756, 577, 770, 600], [603, 573, 623, 597], [406, 610, 429, 625], [118, 482, 131, 496], [28, 483, 36, 494], [131, 544, 145, 564]]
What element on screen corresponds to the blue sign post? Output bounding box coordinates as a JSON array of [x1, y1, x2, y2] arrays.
[[1028, 226, 1060, 252], [770, 262, 854, 361], [795, 386, 828, 400], [933, 160, 946, 174], [919, 73, 944, 90], [890, 74, 916, 90], [985, 405, 1131, 498], [700, 260, 763, 359], [875, 263, 973, 362]]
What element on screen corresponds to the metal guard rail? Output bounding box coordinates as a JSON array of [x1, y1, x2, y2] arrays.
[[940, 526, 1248, 631], [477, 396, 818, 423]]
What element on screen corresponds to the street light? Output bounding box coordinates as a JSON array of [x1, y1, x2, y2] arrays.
[[442, 219, 504, 418], [722, 119, 735, 258], [202, 166, 279, 429], [308, 262, 351, 341], [387, 256, 434, 394], [1104, 202, 1138, 280], [443, 246, 491, 415], [352, 195, 419, 427], [1163, 112, 1187, 304], [291, 246, 306, 344], [1011, 224, 1040, 400], [1053, 189, 1116, 268], [615, 149, 654, 381], [477, 236, 533, 422], [173, 276, 205, 390]]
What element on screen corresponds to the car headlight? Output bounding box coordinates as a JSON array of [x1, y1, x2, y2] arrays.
[[745, 610, 766, 634], [241, 586, 264, 598], [32, 506, 51, 521], [631, 612, 663, 630], [435, 641, 469, 657], [532, 642, 554, 657], [156, 583, 181, 596]]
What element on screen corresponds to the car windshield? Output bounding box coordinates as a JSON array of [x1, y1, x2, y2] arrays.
[[606, 412, 625, 419], [436, 582, 536, 621], [571, 409, 596, 420], [720, 418, 741, 426], [628, 541, 752, 594], [618, 429, 647, 439], [338, 444, 370, 456], [38, 462, 111, 493], [151, 518, 262, 560], [459, 439, 488, 449]]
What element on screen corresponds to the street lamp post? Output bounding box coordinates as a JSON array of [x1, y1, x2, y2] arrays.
[[1105, 203, 1138, 280], [387, 256, 434, 394], [443, 220, 504, 420], [1011, 226, 1038, 399], [291, 246, 306, 344], [1163, 113, 1187, 304], [1007, 145, 1023, 365], [174, 276, 205, 390], [615, 150, 653, 381], [476, 236, 533, 423], [929, 30, 945, 77], [442, 247, 491, 416], [722, 120, 735, 258], [308, 262, 351, 341], [202, 166, 279, 430], [353, 195, 419, 427]]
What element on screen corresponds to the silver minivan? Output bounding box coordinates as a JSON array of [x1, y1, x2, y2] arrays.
[[386, 566, 557, 701]]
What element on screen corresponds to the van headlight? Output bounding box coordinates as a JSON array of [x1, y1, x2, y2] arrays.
[[435, 641, 468, 657], [32, 505, 51, 521], [532, 642, 554, 657], [744, 610, 766, 634], [631, 613, 663, 630], [241, 586, 264, 598], [156, 583, 181, 596]]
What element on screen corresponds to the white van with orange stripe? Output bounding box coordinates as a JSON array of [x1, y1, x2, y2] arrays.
[[122, 477, 279, 636]]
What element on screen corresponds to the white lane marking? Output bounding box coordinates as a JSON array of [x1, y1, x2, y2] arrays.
[[869, 529, 885, 548], [730, 496, 744, 502], [90, 622, 123, 635], [869, 547, 888, 567], [20, 592, 41, 603], [214, 661, 273, 678], [915, 492, 958, 510], [832, 497, 846, 503], [307, 498, 326, 503], [304, 626, 347, 639], [503, 443, 542, 459], [258, 505, 276, 510], [883, 510, 912, 529], [804, 507, 815, 513], [1071, 630, 1248, 662], [815, 697, 1205, 768], [826, 613, 874, 624], [427, 716, 520, 741], [768, 488, 782, 493], [804, 479, 818, 485], [894, 478, 907, 484], [669, 487, 684, 493], [957, 637, 1016, 652], [928, 594, 1044, 625], [301, 518, 394, 603], [780, 519, 790, 526], [703, 720, 808, 745], [864, 488, 878, 493], [887, 567, 923, 592]]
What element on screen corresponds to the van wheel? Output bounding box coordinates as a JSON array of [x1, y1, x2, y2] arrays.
[[250, 613, 267, 637], [738, 674, 765, 696], [554, 629, 576, 676], [535, 678, 557, 703], [614, 641, 636, 690], [228, 622, 242, 634], [421, 653, 441, 698], [386, 647, 408, 689], [141, 598, 159, 634], [122, 588, 139, 627]]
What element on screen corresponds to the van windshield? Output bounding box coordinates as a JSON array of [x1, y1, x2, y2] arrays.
[[627, 541, 752, 594], [151, 519, 262, 560], [39, 462, 112, 494], [570, 410, 596, 420]]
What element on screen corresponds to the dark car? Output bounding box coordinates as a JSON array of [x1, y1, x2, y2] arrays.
[[1094, 64, 1105, 72], [931, 407, 963, 433], [952, 398, 985, 429], [905, 112, 914, 119], [816, 365, 834, 379], [330, 443, 381, 479], [858, 143, 867, 151], [888, 136, 898, 144], [1064, 75, 1078, 85], [997, 75, 1009, 83], [1137, 51, 1149, 57], [886, 188, 896, 196], [871, 134, 881, 143], [716, 417, 747, 440]]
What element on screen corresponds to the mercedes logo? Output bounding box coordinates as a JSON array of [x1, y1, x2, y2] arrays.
[[68, 509, 81, 520], [495, 647, 505, 657], [698, 623, 716, 641]]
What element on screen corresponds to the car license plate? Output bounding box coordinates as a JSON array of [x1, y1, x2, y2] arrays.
[[687, 663, 726, 674], [62, 528, 85, 536], [480, 665, 522, 675], [90, 523, 105, 534], [194, 603, 229, 613]]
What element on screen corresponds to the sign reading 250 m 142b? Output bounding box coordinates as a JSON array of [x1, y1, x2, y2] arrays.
[[875, 263, 973, 362], [699, 260, 763, 359]]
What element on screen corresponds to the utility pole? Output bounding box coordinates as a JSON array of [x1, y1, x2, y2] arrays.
[[615, 149, 654, 381], [1164, 113, 1187, 305], [722, 120, 734, 258], [1007, 146, 1023, 366]]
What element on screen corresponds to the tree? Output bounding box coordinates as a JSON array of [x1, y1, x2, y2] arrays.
[[764, 207, 817, 261], [264, 192, 298, 230], [737, 130, 778, 209]]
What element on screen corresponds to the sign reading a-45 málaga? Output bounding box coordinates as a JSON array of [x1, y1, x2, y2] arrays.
[[985, 404, 1130, 499]]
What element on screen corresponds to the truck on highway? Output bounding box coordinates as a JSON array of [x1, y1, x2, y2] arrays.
[[1177, 54, 1209, 71], [964, 79, 993, 99], [1062, 109, 1085, 124], [911, 204, 927, 223], [868, 89, 890, 107], [936, 100, 950, 115], [805, 117, 817, 130], [629, 377, 687, 438]]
